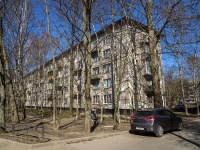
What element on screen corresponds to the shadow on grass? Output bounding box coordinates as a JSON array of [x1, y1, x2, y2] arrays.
[[59, 120, 77, 130], [91, 120, 99, 132]]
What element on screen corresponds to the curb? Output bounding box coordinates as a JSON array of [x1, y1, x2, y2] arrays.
[[1, 131, 128, 149]]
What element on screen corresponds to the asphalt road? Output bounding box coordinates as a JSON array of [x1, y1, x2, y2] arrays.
[[1, 130, 198, 150], [1, 117, 200, 150], [42, 131, 199, 150]]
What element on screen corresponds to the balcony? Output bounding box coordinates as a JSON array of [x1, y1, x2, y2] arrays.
[[56, 82, 64, 90], [73, 91, 83, 97], [92, 87, 100, 91], [47, 76, 54, 82], [143, 74, 152, 81], [91, 46, 99, 53], [139, 40, 149, 48], [56, 82, 62, 87], [143, 85, 154, 96], [74, 67, 82, 73], [91, 74, 101, 80]]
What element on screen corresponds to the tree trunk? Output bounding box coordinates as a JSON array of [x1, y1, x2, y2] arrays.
[[193, 43, 199, 117], [69, 46, 74, 116], [82, 0, 94, 134], [2, 32, 19, 123], [146, 0, 162, 108], [0, 18, 6, 132], [177, 51, 188, 116], [44, 0, 57, 128]]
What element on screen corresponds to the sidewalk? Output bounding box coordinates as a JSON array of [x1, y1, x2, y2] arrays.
[[0, 131, 128, 150]]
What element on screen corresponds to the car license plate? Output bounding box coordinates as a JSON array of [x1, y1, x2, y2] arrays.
[[136, 127, 144, 130]]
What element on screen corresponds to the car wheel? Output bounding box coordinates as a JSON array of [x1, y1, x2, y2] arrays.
[[134, 131, 139, 135], [155, 125, 164, 137], [177, 122, 183, 131]]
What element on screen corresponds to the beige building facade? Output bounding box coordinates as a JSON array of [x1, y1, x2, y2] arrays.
[[25, 18, 165, 111]]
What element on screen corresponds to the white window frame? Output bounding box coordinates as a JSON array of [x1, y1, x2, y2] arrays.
[[104, 94, 112, 104], [93, 67, 99, 75], [104, 78, 111, 88], [145, 60, 151, 75], [93, 95, 100, 104], [103, 49, 111, 58], [92, 53, 99, 62], [92, 81, 99, 89], [103, 63, 111, 73], [103, 38, 110, 45]]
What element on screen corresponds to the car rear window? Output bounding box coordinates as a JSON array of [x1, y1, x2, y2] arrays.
[[135, 111, 152, 116]]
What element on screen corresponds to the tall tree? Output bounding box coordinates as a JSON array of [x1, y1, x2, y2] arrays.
[[145, 0, 162, 108], [82, 0, 95, 134], [55, 0, 82, 117], [0, 3, 6, 132], [44, 0, 57, 128]]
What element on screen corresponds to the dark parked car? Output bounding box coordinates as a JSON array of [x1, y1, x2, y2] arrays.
[[130, 108, 183, 137], [174, 104, 185, 111]]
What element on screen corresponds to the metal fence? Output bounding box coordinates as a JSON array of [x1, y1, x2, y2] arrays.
[[0, 122, 45, 143]]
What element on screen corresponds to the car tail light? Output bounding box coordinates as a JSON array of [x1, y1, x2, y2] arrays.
[[131, 116, 136, 120], [145, 116, 155, 121]]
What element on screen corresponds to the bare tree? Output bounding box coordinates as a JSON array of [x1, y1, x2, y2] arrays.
[[82, 0, 95, 134], [44, 0, 58, 128], [0, 2, 6, 132], [55, 0, 82, 117]]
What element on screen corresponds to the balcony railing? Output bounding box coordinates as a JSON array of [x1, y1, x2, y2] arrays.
[[91, 74, 101, 80], [143, 74, 152, 81], [143, 85, 154, 96], [47, 76, 54, 82], [73, 91, 83, 96]]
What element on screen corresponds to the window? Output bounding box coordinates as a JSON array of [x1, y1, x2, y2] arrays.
[[78, 60, 82, 68], [145, 44, 150, 53], [145, 60, 151, 75], [103, 38, 110, 45], [104, 94, 112, 103], [64, 77, 68, 83], [92, 53, 99, 62], [103, 63, 111, 73], [147, 96, 153, 103], [77, 84, 81, 91], [92, 81, 99, 89], [75, 72, 82, 79], [104, 78, 111, 88], [103, 49, 111, 58], [93, 67, 99, 75], [64, 87, 68, 93], [48, 71, 53, 76], [92, 41, 97, 47], [93, 95, 100, 104], [65, 67, 69, 73]]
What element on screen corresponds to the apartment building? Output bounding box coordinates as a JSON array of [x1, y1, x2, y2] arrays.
[[25, 18, 165, 111]]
